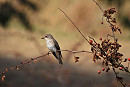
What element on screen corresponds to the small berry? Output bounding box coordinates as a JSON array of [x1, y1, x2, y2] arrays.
[[128, 58, 130, 61], [103, 13, 106, 16], [99, 37, 102, 40], [117, 56, 120, 58], [106, 67, 110, 72], [101, 22, 103, 24], [119, 67, 123, 70], [17, 67, 19, 70], [98, 71, 101, 74], [99, 52, 101, 56], [89, 40, 93, 44], [102, 68, 105, 71]]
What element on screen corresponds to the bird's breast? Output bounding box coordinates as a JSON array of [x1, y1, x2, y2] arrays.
[[46, 39, 56, 52]]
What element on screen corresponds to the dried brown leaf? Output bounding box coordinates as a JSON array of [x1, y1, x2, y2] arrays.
[[74, 56, 80, 63]]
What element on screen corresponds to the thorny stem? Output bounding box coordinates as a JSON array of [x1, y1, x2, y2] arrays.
[[58, 8, 89, 43], [112, 68, 126, 87]]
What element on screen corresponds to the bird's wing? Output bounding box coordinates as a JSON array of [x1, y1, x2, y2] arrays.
[[53, 39, 62, 57], [53, 39, 63, 65], [52, 52, 58, 59]]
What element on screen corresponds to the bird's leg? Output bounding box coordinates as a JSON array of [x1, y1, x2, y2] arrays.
[[47, 51, 51, 55]]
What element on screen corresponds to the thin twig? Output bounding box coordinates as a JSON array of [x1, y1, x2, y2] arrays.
[[88, 36, 97, 44], [112, 29, 116, 41], [0, 52, 51, 75], [106, 19, 116, 41], [93, 0, 104, 12], [60, 50, 92, 53], [0, 49, 92, 75], [107, 34, 114, 40], [58, 8, 89, 43], [93, 0, 116, 41], [112, 68, 126, 87]]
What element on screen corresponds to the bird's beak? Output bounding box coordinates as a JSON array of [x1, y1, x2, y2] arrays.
[[41, 37, 45, 39]]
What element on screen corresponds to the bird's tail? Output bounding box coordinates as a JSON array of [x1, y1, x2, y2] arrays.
[[59, 57, 63, 65]]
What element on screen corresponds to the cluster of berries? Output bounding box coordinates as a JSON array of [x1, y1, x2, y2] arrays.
[[101, 8, 121, 34], [89, 37, 130, 74]]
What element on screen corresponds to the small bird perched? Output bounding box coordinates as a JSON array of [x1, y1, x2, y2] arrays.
[[41, 34, 63, 65]]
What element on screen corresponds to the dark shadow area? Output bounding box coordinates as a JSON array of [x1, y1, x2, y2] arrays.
[[0, 55, 60, 87], [0, 0, 39, 31], [0, 55, 127, 87]]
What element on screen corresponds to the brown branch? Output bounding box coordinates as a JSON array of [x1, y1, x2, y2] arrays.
[[58, 8, 89, 43], [0, 52, 51, 75], [91, 1, 129, 86], [0, 49, 92, 76], [88, 36, 97, 44], [106, 19, 116, 41], [93, 0, 104, 12], [112, 26, 116, 41], [112, 68, 127, 87], [60, 50, 92, 53], [107, 34, 114, 40], [92, 0, 116, 41]]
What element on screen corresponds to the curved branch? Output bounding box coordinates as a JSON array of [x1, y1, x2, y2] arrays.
[[0, 52, 51, 75], [58, 8, 89, 43], [93, 0, 104, 12], [0, 49, 92, 76]]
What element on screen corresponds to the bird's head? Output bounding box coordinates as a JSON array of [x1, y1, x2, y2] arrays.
[[41, 34, 54, 40]]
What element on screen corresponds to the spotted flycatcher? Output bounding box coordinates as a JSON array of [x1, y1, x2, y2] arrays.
[[41, 34, 63, 65]]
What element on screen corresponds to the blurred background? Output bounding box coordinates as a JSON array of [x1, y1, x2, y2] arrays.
[[0, 0, 130, 87]]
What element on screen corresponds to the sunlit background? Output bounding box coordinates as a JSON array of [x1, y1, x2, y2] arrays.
[[0, 0, 130, 87]]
